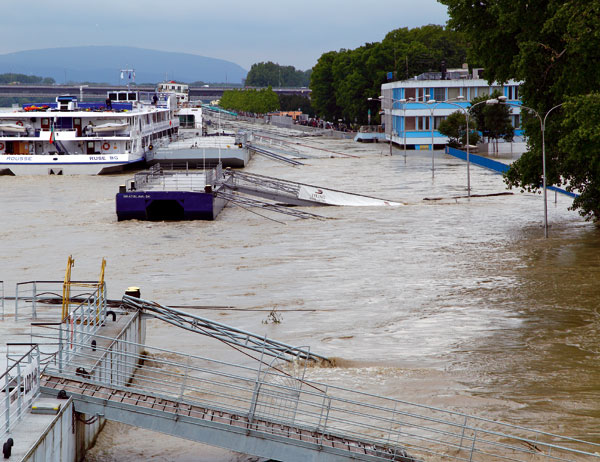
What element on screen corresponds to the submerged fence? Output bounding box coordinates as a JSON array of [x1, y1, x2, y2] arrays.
[[445, 147, 577, 198]]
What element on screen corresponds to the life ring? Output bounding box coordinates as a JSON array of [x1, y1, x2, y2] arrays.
[[16, 121, 23, 126], [148, 144, 153, 151], [102, 142, 110, 151], [0, 143, 4, 150]]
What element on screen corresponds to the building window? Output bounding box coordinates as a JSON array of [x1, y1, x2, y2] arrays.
[[434, 116, 445, 129], [434, 88, 445, 102], [405, 88, 416, 100], [507, 86, 519, 100], [513, 114, 520, 128], [447, 87, 460, 100], [417, 116, 430, 131], [405, 117, 416, 130]]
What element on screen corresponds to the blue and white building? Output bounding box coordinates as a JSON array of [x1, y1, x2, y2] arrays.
[[380, 67, 523, 150]]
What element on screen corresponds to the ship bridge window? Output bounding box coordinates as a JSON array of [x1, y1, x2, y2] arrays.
[[55, 117, 73, 129], [118, 93, 127, 101], [128, 92, 137, 101], [108, 93, 118, 101]]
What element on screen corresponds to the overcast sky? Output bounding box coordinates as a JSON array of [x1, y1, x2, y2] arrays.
[[3, 0, 449, 71]]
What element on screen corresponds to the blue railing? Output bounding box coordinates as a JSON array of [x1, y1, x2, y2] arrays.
[[445, 147, 578, 198]]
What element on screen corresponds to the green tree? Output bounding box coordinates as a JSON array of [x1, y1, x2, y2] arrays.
[[219, 87, 279, 114], [558, 94, 600, 219], [279, 94, 314, 116], [440, 0, 600, 220], [468, 91, 514, 146], [245, 62, 310, 87], [438, 111, 480, 148], [310, 51, 339, 121], [310, 25, 467, 124], [0, 73, 55, 84]]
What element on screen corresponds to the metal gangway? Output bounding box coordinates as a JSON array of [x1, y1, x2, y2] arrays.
[[5, 280, 600, 461], [249, 143, 305, 165], [35, 322, 600, 462], [223, 170, 315, 206], [222, 170, 400, 207], [121, 295, 330, 364]]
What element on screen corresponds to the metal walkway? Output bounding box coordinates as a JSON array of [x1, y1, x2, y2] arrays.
[[249, 144, 305, 165], [5, 281, 599, 462], [40, 374, 414, 462], [222, 170, 401, 207], [121, 295, 330, 364], [35, 323, 600, 462]]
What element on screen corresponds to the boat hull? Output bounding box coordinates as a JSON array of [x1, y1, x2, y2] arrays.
[[147, 146, 250, 169], [0, 154, 145, 175], [115, 190, 228, 221]]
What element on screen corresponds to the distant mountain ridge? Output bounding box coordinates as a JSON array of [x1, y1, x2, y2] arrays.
[[0, 46, 247, 84]]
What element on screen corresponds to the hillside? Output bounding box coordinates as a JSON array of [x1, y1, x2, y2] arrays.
[[0, 46, 247, 84]]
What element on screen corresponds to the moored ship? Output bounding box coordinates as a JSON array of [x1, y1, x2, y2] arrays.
[[0, 91, 179, 175]]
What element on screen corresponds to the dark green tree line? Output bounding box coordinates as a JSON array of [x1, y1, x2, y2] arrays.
[[219, 86, 279, 114], [245, 62, 311, 87], [440, 0, 600, 220], [310, 25, 468, 125], [0, 73, 55, 84]]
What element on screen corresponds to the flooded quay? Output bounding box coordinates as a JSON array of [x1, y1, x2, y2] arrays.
[[1, 126, 598, 460]]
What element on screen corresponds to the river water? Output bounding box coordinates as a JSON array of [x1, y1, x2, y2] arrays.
[[1, 128, 599, 460]]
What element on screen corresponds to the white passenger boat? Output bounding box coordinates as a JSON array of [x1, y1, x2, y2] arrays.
[[0, 92, 180, 175]]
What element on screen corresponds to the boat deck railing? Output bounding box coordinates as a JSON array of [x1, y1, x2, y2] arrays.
[[131, 163, 224, 192]]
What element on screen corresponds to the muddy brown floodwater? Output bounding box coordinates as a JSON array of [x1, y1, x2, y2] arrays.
[[1, 125, 598, 460]]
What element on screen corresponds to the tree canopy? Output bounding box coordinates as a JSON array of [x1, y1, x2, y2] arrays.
[[0, 73, 55, 84], [438, 111, 480, 148], [245, 62, 311, 87], [310, 25, 467, 125], [219, 86, 279, 114], [469, 91, 514, 145], [440, 0, 600, 220]]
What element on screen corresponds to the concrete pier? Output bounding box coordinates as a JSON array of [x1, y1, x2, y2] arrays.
[[2, 303, 145, 462]]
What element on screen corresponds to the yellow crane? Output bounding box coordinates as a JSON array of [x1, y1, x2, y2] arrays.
[[61, 256, 106, 322]]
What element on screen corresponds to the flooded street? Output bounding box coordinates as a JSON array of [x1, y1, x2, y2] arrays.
[[1, 127, 599, 460]]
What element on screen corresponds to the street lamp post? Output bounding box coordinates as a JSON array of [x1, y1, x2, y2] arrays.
[[368, 96, 400, 156], [489, 96, 564, 238], [408, 99, 444, 178]]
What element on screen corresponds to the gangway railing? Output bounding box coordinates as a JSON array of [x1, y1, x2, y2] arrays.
[[1, 345, 40, 434], [121, 295, 330, 364], [215, 190, 326, 220], [38, 331, 600, 462], [13, 280, 103, 321], [248, 144, 304, 165]]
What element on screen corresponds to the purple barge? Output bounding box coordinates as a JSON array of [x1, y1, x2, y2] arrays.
[[116, 164, 230, 221]]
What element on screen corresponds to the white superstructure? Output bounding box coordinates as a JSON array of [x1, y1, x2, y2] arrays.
[[381, 68, 523, 149], [0, 92, 179, 175]]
